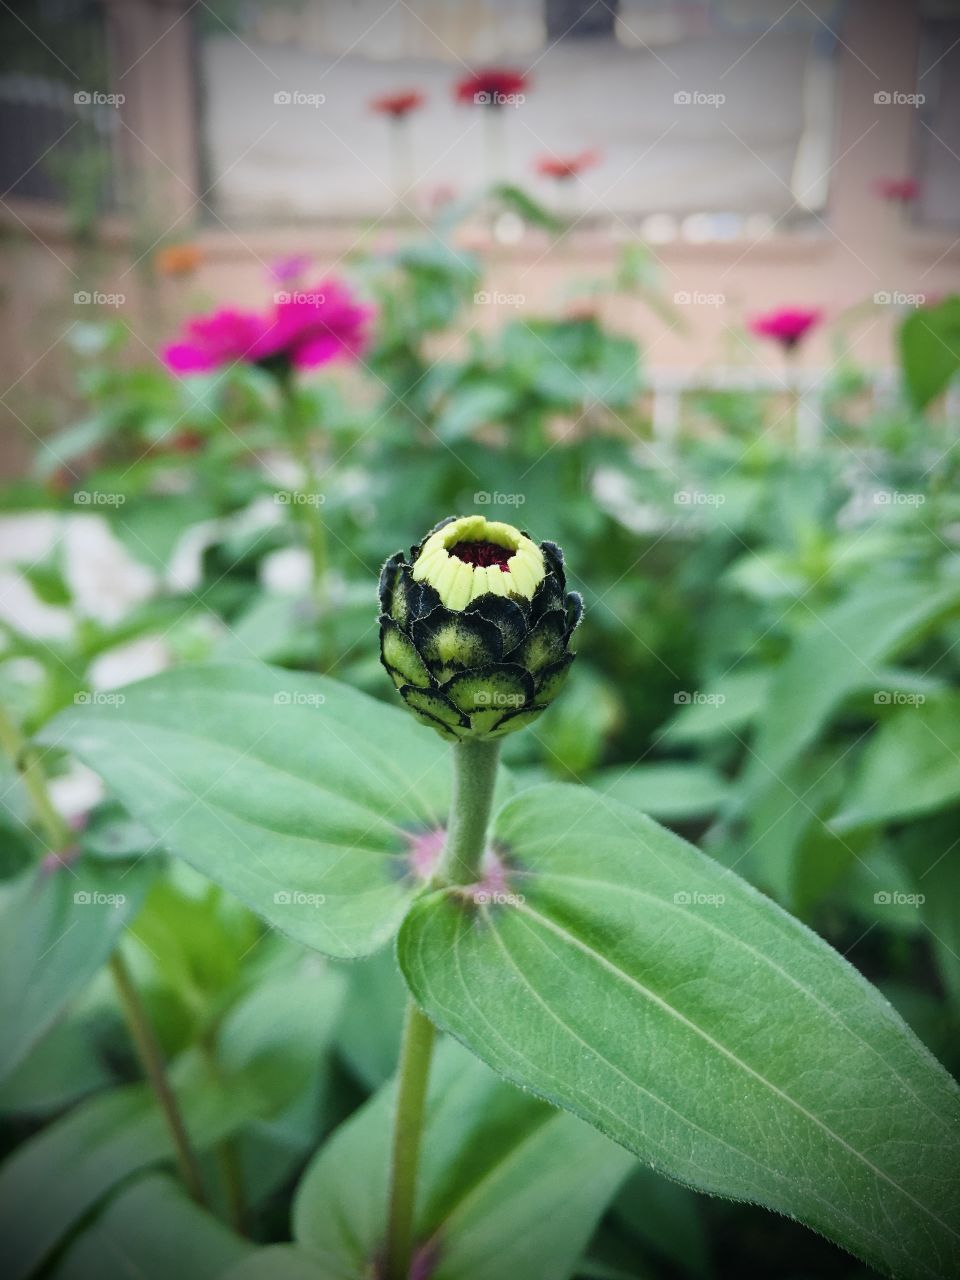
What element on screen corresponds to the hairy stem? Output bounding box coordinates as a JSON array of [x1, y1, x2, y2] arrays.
[[383, 736, 501, 1278], [436, 737, 501, 886], [384, 1001, 437, 1280]]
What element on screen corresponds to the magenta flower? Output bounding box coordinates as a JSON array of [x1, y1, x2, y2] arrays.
[[163, 308, 273, 374], [748, 307, 822, 353], [269, 280, 374, 369], [162, 279, 374, 376]]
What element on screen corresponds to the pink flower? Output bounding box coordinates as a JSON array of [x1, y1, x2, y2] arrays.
[[748, 307, 822, 352], [269, 279, 374, 369], [455, 68, 528, 107], [162, 279, 374, 376], [269, 253, 312, 285], [163, 308, 273, 374], [874, 177, 920, 203]]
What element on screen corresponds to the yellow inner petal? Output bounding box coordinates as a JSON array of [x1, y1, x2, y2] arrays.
[[412, 515, 545, 609]]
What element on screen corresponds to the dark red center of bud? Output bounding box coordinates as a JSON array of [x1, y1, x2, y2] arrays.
[[449, 540, 514, 571]]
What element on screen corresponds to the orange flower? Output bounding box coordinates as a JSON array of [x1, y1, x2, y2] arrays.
[[155, 243, 202, 277]]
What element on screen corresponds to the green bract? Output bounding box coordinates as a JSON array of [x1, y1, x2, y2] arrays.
[[379, 515, 582, 741]]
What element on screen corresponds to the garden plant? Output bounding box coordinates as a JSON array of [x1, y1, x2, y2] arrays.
[[1, 60, 960, 1280]]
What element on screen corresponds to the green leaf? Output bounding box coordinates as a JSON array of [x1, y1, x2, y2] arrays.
[[900, 295, 960, 409], [613, 1165, 711, 1278], [833, 694, 960, 831], [660, 668, 768, 745], [219, 1247, 326, 1280], [0, 958, 344, 1279], [593, 763, 730, 821], [0, 856, 151, 1083], [399, 783, 960, 1280], [41, 663, 453, 958], [293, 1039, 633, 1280], [333, 948, 407, 1089], [434, 380, 517, 442], [50, 1174, 251, 1280], [491, 183, 564, 232], [741, 581, 960, 807], [0, 1014, 112, 1115]]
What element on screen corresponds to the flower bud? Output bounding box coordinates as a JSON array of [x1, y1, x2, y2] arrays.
[[379, 515, 582, 741]]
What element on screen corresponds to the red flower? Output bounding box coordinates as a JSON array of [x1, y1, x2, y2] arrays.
[[454, 68, 528, 107], [535, 149, 600, 180], [748, 307, 822, 352], [371, 90, 425, 119], [874, 177, 920, 203]]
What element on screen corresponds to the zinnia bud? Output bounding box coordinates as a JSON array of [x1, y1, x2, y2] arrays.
[[379, 515, 582, 741]]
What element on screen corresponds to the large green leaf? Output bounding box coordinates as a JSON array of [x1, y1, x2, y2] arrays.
[[399, 784, 960, 1280], [41, 663, 454, 958], [0, 958, 344, 1280], [0, 855, 151, 1083], [833, 693, 960, 831], [293, 1039, 633, 1280], [50, 1174, 250, 1280]]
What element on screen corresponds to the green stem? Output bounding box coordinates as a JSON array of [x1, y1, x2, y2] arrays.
[[383, 736, 501, 1279], [436, 738, 501, 886], [0, 703, 207, 1209], [280, 381, 329, 613], [110, 952, 208, 1205], [384, 1001, 437, 1280], [200, 1035, 247, 1233], [0, 704, 71, 850]]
